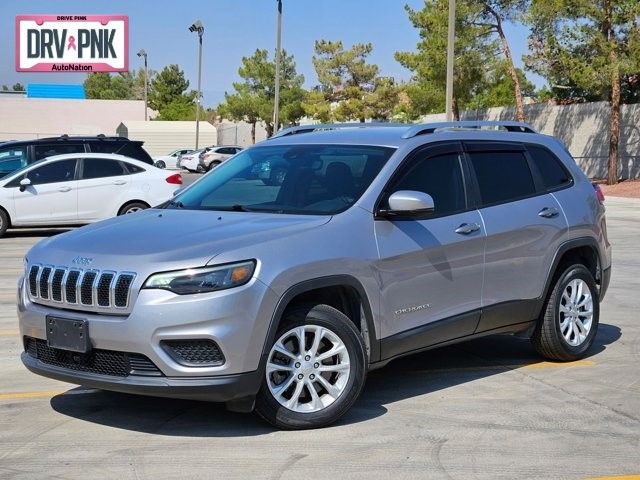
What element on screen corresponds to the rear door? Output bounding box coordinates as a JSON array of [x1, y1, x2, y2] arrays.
[[374, 142, 486, 353], [464, 141, 568, 332], [12, 159, 78, 224], [76, 158, 130, 221]]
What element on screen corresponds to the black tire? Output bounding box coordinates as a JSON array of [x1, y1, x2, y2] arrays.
[[0, 208, 9, 237], [118, 201, 149, 216], [155, 160, 166, 169], [255, 304, 367, 430], [532, 264, 600, 361], [208, 161, 221, 171]]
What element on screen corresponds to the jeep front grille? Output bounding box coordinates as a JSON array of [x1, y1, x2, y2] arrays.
[[27, 264, 136, 311]]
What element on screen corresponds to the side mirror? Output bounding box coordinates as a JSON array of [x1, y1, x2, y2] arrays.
[[380, 190, 435, 218], [19, 177, 31, 192]]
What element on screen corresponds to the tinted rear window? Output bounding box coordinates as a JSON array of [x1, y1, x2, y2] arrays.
[[34, 143, 85, 161], [88, 141, 153, 164], [82, 158, 127, 179], [468, 150, 536, 206], [527, 145, 571, 189]]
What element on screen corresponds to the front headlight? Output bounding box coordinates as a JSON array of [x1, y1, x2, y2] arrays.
[[142, 260, 256, 295]]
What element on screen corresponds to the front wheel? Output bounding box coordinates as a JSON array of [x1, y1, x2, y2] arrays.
[[531, 264, 600, 361], [0, 209, 8, 237], [255, 304, 367, 430], [208, 161, 220, 171]]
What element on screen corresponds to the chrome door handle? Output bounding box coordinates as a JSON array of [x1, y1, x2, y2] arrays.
[[538, 207, 559, 218], [58, 186, 72, 192], [113, 180, 127, 185], [455, 223, 480, 235]]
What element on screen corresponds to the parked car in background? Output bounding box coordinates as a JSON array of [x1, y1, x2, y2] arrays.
[[177, 149, 206, 172], [0, 136, 154, 179], [0, 153, 181, 237], [199, 146, 243, 171], [153, 148, 194, 170]]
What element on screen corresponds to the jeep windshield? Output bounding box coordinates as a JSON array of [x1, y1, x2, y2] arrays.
[[169, 144, 395, 215]]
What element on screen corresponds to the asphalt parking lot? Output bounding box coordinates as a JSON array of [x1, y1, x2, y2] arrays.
[[0, 197, 638, 480]]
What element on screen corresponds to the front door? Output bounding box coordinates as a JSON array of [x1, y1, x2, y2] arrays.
[[12, 159, 78, 224], [374, 142, 485, 358]]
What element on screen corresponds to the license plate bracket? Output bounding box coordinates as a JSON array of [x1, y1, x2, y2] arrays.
[[46, 316, 90, 353]]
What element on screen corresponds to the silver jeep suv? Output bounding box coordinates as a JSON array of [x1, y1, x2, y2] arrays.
[[18, 121, 611, 429]]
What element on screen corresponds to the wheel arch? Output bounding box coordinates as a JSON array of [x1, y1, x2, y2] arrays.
[[537, 237, 603, 319], [0, 204, 11, 227], [117, 199, 150, 215], [260, 275, 380, 366]]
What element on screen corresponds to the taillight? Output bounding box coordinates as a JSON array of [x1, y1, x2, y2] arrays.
[[166, 173, 182, 185], [592, 183, 605, 204]]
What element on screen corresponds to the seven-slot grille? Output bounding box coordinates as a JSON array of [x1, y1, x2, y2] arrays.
[[27, 264, 136, 310]]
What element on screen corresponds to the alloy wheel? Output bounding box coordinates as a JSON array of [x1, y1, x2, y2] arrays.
[[266, 325, 351, 413], [558, 278, 594, 346]]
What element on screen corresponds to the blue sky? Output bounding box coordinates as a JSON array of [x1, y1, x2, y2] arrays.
[[0, 0, 543, 107]]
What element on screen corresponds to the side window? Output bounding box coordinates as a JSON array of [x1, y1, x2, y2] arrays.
[[26, 159, 77, 185], [123, 162, 145, 174], [527, 145, 571, 190], [468, 150, 535, 206], [0, 146, 28, 172], [33, 143, 84, 161], [389, 152, 466, 216], [82, 158, 127, 179]]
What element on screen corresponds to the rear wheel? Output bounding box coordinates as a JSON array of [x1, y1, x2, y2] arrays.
[[155, 160, 166, 169], [118, 201, 149, 216], [255, 304, 367, 430], [532, 264, 599, 361], [0, 209, 8, 237]]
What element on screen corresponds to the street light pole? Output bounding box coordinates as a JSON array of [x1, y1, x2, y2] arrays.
[[189, 20, 205, 150], [273, 0, 282, 133], [137, 49, 148, 121], [445, 0, 456, 121]]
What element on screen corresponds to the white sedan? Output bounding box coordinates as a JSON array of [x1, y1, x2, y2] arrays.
[[0, 153, 182, 237], [153, 148, 194, 169]]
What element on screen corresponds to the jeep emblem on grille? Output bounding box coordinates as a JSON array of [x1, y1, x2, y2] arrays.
[[72, 256, 94, 266]]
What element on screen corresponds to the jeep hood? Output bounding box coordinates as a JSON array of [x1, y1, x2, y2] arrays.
[[27, 209, 331, 272]]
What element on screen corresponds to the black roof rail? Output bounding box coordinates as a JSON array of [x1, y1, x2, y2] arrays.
[[402, 121, 537, 138]]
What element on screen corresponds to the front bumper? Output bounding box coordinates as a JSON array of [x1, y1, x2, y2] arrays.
[[18, 274, 279, 379], [22, 352, 261, 402]]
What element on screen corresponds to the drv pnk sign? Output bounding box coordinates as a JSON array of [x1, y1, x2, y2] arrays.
[[16, 15, 128, 72]]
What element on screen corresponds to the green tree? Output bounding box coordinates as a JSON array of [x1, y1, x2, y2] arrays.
[[525, 0, 640, 184], [12, 82, 25, 92], [301, 89, 333, 123], [365, 77, 402, 121], [148, 64, 193, 112], [470, 61, 536, 109], [468, 0, 530, 121], [83, 69, 151, 100], [217, 85, 262, 143], [217, 49, 306, 138], [396, 0, 496, 120], [310, 40, 380, 122]]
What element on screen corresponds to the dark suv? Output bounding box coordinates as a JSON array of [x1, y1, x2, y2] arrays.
[[0, 135, 153, 177]]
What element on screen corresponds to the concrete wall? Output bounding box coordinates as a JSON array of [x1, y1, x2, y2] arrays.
[[0, 97, 148, 141], [216, 121, 268, 147], [117, 121, 217, 156], [421, 102, 640, 179]]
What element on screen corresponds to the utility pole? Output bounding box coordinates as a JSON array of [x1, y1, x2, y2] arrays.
[[189, 21, 205, 149], [273, 0, 283, 133], [137, 49, 148, 121], [445, 0, 456, 121]]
